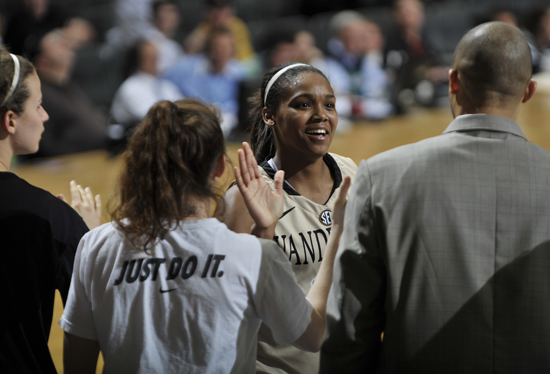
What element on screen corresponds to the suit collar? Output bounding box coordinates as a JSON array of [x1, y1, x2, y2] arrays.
[[443, 114, 526, 140]]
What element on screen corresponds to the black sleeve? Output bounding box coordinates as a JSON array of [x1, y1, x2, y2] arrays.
[[0, 212, 59, 374], [49, 203, 89, 305]]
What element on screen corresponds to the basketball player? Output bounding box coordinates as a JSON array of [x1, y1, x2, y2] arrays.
[[223, 62, 358, 374], [0, 46, 100, 373], [60, 99, 351, 373]]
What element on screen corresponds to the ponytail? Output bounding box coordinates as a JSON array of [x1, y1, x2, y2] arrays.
[[248, 90, 276, 162], [111, 99, 226, 252]]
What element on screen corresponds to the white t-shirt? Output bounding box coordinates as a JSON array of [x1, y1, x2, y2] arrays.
[[111, 71, 182, 124], [60, 218, 312, 374], [144, 28, 185, 74]]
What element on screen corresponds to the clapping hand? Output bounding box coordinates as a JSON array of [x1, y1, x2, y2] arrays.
[[58, 180, 102, 230], [234, 142, 284, 237]]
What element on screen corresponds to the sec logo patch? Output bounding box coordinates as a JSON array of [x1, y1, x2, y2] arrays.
[[319, 210, 332, 226]]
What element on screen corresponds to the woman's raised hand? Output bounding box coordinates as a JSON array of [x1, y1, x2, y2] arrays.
[[234, 142, 284, 237], [58, 181, 102, 230]]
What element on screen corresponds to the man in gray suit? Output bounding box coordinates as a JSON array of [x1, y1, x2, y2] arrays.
[[321, 22, 550, 373]]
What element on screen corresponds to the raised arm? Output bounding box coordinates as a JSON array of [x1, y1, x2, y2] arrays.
[[293, 175, 351, 352], [224, 142, 284, 239]]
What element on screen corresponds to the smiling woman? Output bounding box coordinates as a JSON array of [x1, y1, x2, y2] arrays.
[[222, 62, 358, 374], [265, 70, 338, 167]]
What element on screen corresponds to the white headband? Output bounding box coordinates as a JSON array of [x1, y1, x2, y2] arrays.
[[1, 54, 21, 107], [264, 63, 308, 105]]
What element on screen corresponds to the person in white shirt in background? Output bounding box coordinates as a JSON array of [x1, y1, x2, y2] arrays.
[[163, 28, 245, 135], [144, 0, 184, 74], [111, 40, 181, 127], [313, 11, 393, 123], [101, 0, 184, 71]]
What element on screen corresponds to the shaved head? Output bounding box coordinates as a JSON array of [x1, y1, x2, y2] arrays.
[[453, 22, 532, 107]]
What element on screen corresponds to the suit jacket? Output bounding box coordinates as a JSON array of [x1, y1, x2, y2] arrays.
[[321, 114, 550, 373]]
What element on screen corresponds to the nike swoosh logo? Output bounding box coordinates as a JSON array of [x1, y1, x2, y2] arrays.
[[159, 287, 177, 294], [281, 206, 296, 219]]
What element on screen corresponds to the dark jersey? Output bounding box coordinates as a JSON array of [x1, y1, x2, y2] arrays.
[[0, 172, 88, 374]]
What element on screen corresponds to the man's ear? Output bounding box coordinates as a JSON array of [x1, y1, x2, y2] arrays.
[[1, 111, 16, 135], [449, 69, 460, 95], [261, 107, 274, 127], [214, 154, 226, 178], [521, 79, 537, 103]]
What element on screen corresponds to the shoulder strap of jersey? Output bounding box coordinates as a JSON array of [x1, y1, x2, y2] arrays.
[[259, 154, 344, 195], [323, 154, 343, 190], [259, 158, 300, 196]]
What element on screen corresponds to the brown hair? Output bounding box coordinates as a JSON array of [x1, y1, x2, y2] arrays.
[[111, 99, 226, 252], [248, 62, 329, 162], [0, 47, 36, 117]]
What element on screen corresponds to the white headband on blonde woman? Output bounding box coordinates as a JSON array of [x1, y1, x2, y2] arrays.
[[1, 54, 21, 107], [264, 63, 308, 105]]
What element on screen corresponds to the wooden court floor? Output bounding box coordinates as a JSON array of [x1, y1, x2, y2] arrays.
[[12, 92, 550, 373]]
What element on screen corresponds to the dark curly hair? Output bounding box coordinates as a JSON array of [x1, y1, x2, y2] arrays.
[[111, 99, 227, 252], [248, 62, 329, 162], [0, 47, 36, 118]]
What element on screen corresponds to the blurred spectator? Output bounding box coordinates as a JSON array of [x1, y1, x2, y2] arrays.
[[384, 0, 449, 110], [164, 28, 245, 134], [316, 10, 392, 121], [27, 30, 106, 159], [62, 18, 95, 50], [4, 0, 93, 57], [269, 39, 297, 68], [531, 6, 550, 72], [262, 25, 299, 69], [261, 25, 324, 69], [102, 0, 182, 73], [490, 8, 539, 72], [101, 0, 155, 59], [145, 1, 184, 73], [294, 30, 323, 64], [111, 40, 181, 126], [113, 0, 153, 38], [184, 0, 254, 63]]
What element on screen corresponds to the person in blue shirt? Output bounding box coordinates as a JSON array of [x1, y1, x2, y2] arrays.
[[163, 28, 245, 134]]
